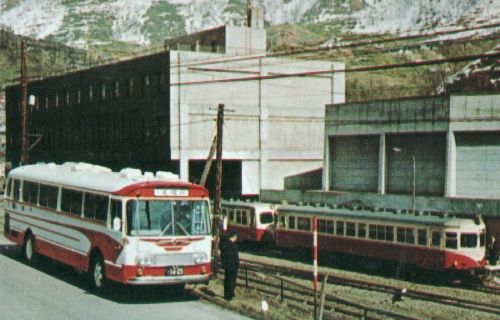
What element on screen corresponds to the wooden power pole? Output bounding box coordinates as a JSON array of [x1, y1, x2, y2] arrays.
[[20, 40, 29, 165], [211, 103, 224, 278], [214, 103, 224, 216]]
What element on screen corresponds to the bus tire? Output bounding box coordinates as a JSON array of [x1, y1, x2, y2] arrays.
[[22, 232, 37, 265], [89, 253, 107, 293]]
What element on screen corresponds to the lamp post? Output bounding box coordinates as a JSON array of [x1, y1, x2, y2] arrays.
[[393, 148, 416, 214]]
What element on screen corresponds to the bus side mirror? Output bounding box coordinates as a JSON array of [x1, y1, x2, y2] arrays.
[[222, 216, 228, 231], [113, 217, 122, 231]]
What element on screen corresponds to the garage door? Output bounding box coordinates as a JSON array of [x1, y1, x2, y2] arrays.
[[456, 132, 500, 197], [330, 135, 379, 192], [386, 133, 446, 196]]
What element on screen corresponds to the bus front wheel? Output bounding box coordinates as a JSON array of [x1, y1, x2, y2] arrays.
[[22, 233, 37, 265], [89, 254, 107, 292]]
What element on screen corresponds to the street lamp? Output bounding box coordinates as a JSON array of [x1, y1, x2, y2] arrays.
[[392, 147, 416, 214]]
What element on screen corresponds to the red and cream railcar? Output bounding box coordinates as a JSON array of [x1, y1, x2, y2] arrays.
[[275, 205, 487, 272], [221, 200, 276, 242], [4, 162, 213, 290]]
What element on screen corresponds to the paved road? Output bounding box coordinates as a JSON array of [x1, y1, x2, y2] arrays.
[[0, 218, 250, 320]]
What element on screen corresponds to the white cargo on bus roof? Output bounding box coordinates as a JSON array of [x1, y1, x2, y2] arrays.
[[10, 162, 180, 193]]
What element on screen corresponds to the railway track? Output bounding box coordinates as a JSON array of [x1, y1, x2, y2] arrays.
[[241, 257, 500, 317]]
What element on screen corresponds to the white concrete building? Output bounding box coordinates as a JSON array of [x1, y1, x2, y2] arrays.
[[169, 19, 345, 195]]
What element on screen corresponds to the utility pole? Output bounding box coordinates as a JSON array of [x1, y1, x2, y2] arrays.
[[214, 103, 224, 217], [212, 103, 224, 278], [20, 40, 28, 165]]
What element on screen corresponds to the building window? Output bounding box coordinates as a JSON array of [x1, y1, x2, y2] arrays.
[[114, 80, 120, 99], [76, 89, 81, 105], [65, 90, 70, 105], [128, 77, 135, 97], [142, 75, 149, 96], [101, 83, 106, 101], [88, 85, 93, 102]]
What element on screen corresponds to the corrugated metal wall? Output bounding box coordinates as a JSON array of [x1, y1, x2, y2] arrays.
[[386, 133, 446, 196], [330, 135, 379, 192], [456, 132, 500, 197]]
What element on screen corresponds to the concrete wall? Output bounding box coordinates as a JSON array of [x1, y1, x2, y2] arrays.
[[170, 51, 345, 194]]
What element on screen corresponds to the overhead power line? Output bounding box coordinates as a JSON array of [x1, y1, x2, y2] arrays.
[[171, 52, 500, 86]]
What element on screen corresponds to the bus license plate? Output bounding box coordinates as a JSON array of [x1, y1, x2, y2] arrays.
[[166, 266, 184, 276]]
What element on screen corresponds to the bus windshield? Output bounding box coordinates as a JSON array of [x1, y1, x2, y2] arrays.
[[126, 200, 211, 237]]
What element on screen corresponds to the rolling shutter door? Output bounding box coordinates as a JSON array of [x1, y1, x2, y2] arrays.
[[386, 134, 445, 196], [330, 135, 379, 192], [456, 132, 500, 197]]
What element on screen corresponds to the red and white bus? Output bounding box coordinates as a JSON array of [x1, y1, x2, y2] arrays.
[[4, 162, 212, 290]]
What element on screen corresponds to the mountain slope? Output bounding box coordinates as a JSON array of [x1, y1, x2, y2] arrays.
[[1, 0, 499, 48]]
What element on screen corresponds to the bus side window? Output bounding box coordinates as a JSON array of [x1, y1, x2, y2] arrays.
[[84, 193, 108, 222], [61, 188, 83, 216], [5, 178, 11, 199], [39, 184, 58, 209], [13, 179, 21, 201]]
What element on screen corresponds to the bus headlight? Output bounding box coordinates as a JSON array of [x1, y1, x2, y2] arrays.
[[136, 253, 154, 266], [193, 253, 208, 265]]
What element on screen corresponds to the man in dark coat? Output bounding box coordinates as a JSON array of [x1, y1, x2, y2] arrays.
[[219, 230, 239, 301]]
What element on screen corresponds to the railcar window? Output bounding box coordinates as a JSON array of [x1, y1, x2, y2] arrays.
[[346, 222, 356, 237], [13, 179, 21, 201], [358, 223, 366, 238], [369, 225, 376, 240], [61, 188, 83, 216], [319, 219, 334, 234], [376, 225, 385, 240], [417, 229, 427, 246], [84, 193, 109, 222], [297, 217, 311, 231], [431, 231, 441, 247], [460, 233, 477, 248], [250, 211, 255, 226], [288, 216, 296, 230], [260, 212, 274, 224], [480, 233, 485, 247], [418, 229, 427, 246], [39, 184, 58, 209], [229, 209, 235, 222], [242, 211, 248, 225], [22, 181, 39, 204], [236, 210, 241, 224], [280, 216, 286, 228], [397, 227, 415, 244], [445, 232, 458, 249], [385, 226, 394, 241], [336, 221, 344, 236]]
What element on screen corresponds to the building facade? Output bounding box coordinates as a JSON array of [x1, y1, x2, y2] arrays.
[[323, 94, 500, 199], [6, 22, 345, 197]]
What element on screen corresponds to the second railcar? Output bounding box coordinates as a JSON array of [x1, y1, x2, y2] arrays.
[[275, 205, 486, 272], [221, 200, 276, 242]]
